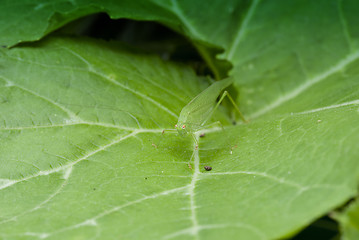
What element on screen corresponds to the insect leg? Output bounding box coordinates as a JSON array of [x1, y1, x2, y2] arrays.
[[221, 91, 248, 123], [191, 132, 199, 150], [186, 133, 200, 169], [161, 129, 177, 135], [201, 91, 247, 126]]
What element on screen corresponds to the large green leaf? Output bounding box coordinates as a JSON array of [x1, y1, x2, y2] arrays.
[[224, 0, 359, 119], [0, 37, 204, 239], [1, 36, 358, 239]]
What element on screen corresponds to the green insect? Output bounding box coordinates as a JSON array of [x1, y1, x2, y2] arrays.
[[168, 77, 247, 149]]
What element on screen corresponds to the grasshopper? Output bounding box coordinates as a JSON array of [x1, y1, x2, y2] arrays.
[[165, 77, 247, 151]]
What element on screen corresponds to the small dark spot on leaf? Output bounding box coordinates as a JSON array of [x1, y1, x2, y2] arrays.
[[93, 188, 96, 190], [204, 166, 212, 171], [144, 177, 148, 180]]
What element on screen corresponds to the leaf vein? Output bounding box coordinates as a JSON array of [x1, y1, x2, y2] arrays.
[[40, 185, 189, 238], [338, 0, 353, 51], [226, 0, 261, 60], [250, 50, 359, 118], [210, 171, 305, 189], [0, 122, 164, 132], [0, 167, 72, 225], [187, 134, 201, 239], [170, 0, 204, 39], [295, 99, 359, 115], [164, 223, 266, 239], [0, 132, 139, 191], [60, 46, 179, 119], [1, 77, 81, 122]]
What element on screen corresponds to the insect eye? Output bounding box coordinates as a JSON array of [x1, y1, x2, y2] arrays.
[[175, 124, 178, 128], [182, 125, 186, 129]]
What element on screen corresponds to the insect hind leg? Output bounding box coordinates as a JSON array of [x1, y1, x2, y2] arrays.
[[201, 91, 247, 126], [221, 91, 248, 123]]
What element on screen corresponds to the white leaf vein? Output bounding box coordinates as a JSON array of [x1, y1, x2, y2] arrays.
[[250, 50, 359, 118], [60, 46, 179, 119], [0, 131, 139, 191], [226, 0, 261, 60]]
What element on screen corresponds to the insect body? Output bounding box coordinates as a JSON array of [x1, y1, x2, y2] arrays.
[[174, 77, 246, 138]]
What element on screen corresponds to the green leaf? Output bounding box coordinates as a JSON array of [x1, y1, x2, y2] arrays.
[[1, 36, 359, 240], [0, 0, 189, 47], [222, 0, 359, 119], [199, 109, 359, 239], [336, 200, 359, 240], [0, 37, 205, 239]]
